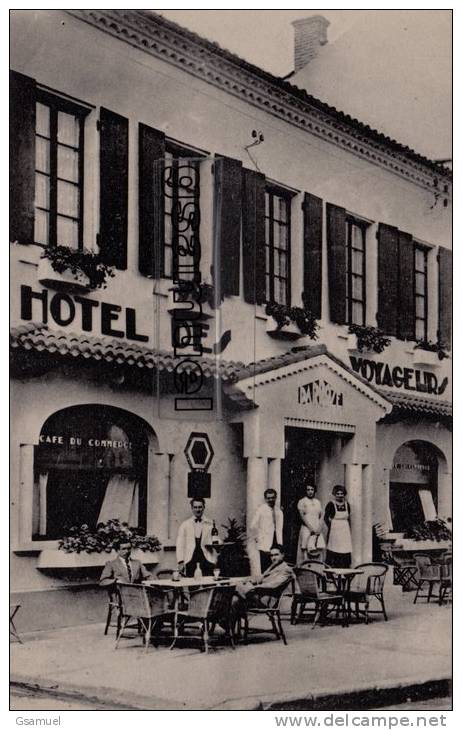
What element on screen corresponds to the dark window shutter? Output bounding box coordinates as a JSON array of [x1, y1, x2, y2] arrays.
[[438, 247, 452, 348], [326, 203, 346, 324], [138, 123, 165, 278], [99, 108, 128, 270], [213, 156, 242, 297], [10, 71, 36, 245], [242, 168, 266, 304], [302, 193, 323, 318], [377, 223, 399, 336], [397, 231, 415, 340]]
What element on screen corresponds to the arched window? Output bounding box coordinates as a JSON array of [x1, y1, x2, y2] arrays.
[[389, 441, 439, 532], [32, 406, 149, 540]]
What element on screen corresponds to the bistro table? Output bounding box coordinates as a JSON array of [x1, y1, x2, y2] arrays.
[[324, 568, 364, 627]]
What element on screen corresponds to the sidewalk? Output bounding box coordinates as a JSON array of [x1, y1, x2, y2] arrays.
[[10, 586, 451, 711]]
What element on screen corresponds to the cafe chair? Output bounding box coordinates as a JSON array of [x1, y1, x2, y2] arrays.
[[291, 568, 343, 628], [170, 585, 235, 653], [344, 563, 388, 624], [439, 554, 452, 605], [10, 603, 22, 643], [413, 555, 441, 604], [104, 588, 122, 637], [240, 578, 293, 645], [115, 583, 174, 652]]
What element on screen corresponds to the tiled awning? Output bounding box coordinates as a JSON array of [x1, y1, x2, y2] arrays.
[[379, 389, 452, 419], [10, 324, 244, 383]]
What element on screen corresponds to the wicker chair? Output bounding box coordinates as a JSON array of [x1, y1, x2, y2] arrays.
[[115, 583, 173, 652], [170, 585, 236, 653], [104, 588, 122, 637], [414, 555, 441, 604], [439, 554, 452, 605], [344, 563, 388, 623], [291, 568, 343, 628], [240, 578, 293, 645]]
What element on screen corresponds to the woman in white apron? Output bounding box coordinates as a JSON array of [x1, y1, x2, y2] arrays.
[[297, 484, 326, 564], [324, 484, 352, 568]]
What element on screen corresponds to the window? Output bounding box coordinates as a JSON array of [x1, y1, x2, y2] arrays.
[[34, 91, 88, 249], [414, 245, 428, 341], [345, 218, 366, 325], [163, 144, 201, 279], [264, 187, 291, 305]]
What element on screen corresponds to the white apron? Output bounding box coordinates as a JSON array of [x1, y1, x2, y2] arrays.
[[328, 503, 352, 554]]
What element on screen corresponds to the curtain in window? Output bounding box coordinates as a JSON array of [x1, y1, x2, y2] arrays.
[[419, 489, 437, 521], [97, 474, 138, 525]]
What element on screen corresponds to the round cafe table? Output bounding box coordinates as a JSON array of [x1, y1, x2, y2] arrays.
[[324, 568, 364, 627]]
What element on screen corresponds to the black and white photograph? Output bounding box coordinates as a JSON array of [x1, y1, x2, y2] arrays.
[[9, 8, 452, 714]]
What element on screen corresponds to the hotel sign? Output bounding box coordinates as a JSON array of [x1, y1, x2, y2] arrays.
[[298, 379, 343, 407], [349, 356, 448, 396]]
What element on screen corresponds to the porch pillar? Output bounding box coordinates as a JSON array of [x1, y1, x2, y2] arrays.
[[246, 456, 268, 574], [18, 444, 34, 546], [146, 450, 170, 543], [345, 463, 363, 566], [362, 464, 373, 563], [438, 469, 452, 521], [268, 458, 281, 503]]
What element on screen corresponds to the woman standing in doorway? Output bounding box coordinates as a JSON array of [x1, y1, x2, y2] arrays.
[[297, 483, 326, 564], [324, 485, 352, 568]]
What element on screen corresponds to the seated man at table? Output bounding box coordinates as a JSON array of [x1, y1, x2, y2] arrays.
[[236, 545, 293, 603], [100, 539, 152, 587]]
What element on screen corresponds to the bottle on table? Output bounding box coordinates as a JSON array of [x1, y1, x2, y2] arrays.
[[211, 520, 220, 545], [194, 562, 203, 580]]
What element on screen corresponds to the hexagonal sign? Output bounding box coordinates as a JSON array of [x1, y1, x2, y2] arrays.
[[185, 432, 214, 471]]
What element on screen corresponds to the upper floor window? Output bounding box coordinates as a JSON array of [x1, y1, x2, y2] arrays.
[[414, 244, 428, 341], [345, 217, 367, 325], [264, 187, 291, 305], [163, 144, 201, 279], [34, 91, 88, 249]]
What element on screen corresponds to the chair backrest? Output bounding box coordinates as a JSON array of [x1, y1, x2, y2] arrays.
[[300, 560, 326, 577], [414, 554, 440, 580], [118, 583, 150, 617], [351, 563, 388, 594], [294, 568, 323, 598], [183, 586, 215, 618], [208, 585, 235, 618]]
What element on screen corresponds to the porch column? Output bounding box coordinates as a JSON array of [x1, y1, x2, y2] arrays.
[[246, 456, 268, 574], [18, 444, 34, 546], [268, 458, 281, 503], [438, 469, 452, 521], [362, 464, 373, 563], [345, 463, 363, 566], [146, 451, 170, 543]]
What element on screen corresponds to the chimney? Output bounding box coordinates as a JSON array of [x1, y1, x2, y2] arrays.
[[292, 15, 330, 72]]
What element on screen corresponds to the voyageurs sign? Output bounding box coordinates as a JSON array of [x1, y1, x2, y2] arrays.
[[349, 355, 448, 395]]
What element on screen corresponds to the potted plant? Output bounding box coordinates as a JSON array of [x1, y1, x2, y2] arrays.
[[216, 518, 250, 577], [265, 303, 319, 341], [37, 519, 162, 569], [348, 324, 391, 354], [38, 246, 115, 293], [414, 340, 449, 367]]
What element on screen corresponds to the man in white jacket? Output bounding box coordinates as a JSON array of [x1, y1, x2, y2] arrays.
[[250, 488, 284, 573], [176, 498, 216, 577]]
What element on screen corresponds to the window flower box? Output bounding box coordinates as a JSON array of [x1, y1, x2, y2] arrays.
[[37, 548, 160, 570], [413, 351, 441, 368], [266, 316, 302, 340], [37, 256, 90, 294]]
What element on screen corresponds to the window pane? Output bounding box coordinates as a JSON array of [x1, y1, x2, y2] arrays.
[[352, 275, 363, 299], [36, 137, 50, 173], [57, 180, 79, 217], [265, 244, 270, 273], [265, 274, 271, 301], [35, 173, 50, 210], [57, 111, 80, 147], [416, 319, 425, 341], [36, 103, 50, 137], [34, 209, 49, 245], [275, 197, 287, 223], [279, 278, 287, 305], [278, 222, 288, 250], [415, 296, 425, 318], [58, 145, 79, 183], [351, 225, 364, 250], [265, 193, 270, 216], [415, 272, 426, 295], [57, 215, 79, 249], [352, 301, 364, 325], [352, 249, 363, 275], [415, 248, 426, 271]]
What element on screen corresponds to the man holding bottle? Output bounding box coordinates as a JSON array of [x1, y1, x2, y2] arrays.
[[176, 497, 216, 577]]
